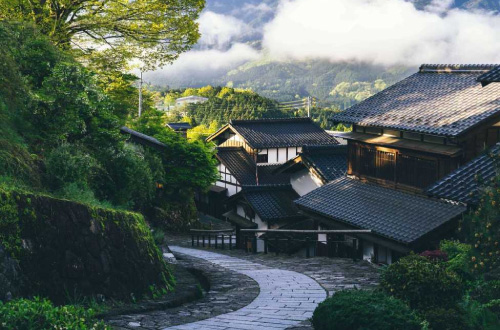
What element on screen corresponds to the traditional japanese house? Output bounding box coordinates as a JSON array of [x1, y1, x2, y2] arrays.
[[198, 118, 339, 239], [295, 64, 500, 263], [332, 64, 500, 192]]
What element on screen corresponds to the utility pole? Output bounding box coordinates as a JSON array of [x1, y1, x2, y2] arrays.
[[138, 71, 143, 117], [307, 96, 311, 118]]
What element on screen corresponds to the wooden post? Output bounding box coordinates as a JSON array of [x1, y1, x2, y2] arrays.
[[306, 237, 310, 258], [215, 235, 218, 249], [202, 235, 205, 247], [327, 234, 331, 258], [275, 236, 279, 255], [252, 236, 257, 254], [264, 237, 268, 254], [222, 234, 225, 250], [208, 234, 211, 248], [229, 235, 233, 250], [352, 238, 358, 261], [192, 234, 194, 247], [197, 235, 200, 247]]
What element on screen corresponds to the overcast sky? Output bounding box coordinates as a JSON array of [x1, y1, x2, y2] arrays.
[[151, 0, 500, 80]]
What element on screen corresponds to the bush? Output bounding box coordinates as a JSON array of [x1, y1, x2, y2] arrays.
[[423, 307, 471, 330], [311, 290, 421, 330], [381, 254, 464, 310], [440, 240, 473, 279], [0, 297, 109, 330]]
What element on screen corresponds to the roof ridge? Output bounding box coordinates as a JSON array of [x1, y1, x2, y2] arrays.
[[419, 64, 498, 73], [216, 146, 245, 151], [230, 117, 311, 125]]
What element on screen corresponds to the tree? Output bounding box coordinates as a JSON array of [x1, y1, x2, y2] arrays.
[[462, 159, 500, 274], [0, 0, 205, 70]]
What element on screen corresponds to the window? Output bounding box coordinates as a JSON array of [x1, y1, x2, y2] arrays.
[[365, 127, 382, 135], [383, 129, 400, 137], [375, 150, 396, 181], [256, 154, 268, 163], [397, 154, 437, 188], [350, 143, 438, 189]]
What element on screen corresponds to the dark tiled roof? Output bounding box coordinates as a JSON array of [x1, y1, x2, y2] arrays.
[[477, 66, 500, 87], [242, 186, 302, 223], [295, 177, 466, 244], [167, 122, 192, 131], [301, 145, 347, 182], [216, 147, 290, 186], [331, 64, 500, 137], [427, 143, 500, 205], [120, 126, 166, 149], [229, 118, 339, 148]]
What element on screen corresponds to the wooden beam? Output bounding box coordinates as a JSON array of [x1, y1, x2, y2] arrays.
[[240, 229, 372, 234]]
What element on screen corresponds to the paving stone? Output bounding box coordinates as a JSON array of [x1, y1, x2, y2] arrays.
[[107, 234, 379, 330]]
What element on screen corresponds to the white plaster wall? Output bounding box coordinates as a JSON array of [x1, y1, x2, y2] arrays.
[[290, 169, 322, 196], [288, 147, 297, 159], [226, 184, 238, 196], [236, 204, 246, 218], [268, 148, 278, 163], [278, 148, 287, 163]]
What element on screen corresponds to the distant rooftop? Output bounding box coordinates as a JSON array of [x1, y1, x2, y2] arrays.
[[167, 122, 192, 131], [331, 64, 500, 137], [209, 117, 338, 148], [427, 143, 500, 205], [175, 95, 208, 102], [120, 126, 166, 149]]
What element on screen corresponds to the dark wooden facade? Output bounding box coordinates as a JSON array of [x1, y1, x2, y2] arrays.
[[347, 121, 500, 192]]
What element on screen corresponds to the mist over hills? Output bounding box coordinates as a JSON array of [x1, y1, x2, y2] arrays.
[[145, 0, 500, 108]]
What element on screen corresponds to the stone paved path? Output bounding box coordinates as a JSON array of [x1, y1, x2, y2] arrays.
[[164, 246, 327, 330]]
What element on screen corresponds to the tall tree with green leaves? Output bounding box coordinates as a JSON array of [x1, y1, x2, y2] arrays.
[[0, 0, 204, 70]]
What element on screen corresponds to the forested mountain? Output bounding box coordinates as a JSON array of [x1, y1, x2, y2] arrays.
[[147, 0, 499, 109]]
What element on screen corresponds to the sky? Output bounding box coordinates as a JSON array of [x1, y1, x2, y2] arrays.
[[150, 0, 500, 80]]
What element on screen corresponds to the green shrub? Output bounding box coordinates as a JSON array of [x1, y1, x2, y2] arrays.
[[381, 254, 464, 310], [152, 228, 165, 246], [0, 297, 109, 330], [462, 295, 500, 330], [312, 290, 421, 330], [440, 240, 473, 279], [422, 307, 471, 330]]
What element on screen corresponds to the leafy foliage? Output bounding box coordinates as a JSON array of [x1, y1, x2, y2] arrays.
[[0, 297, 109, 330], [461, 169, 500, 274], [312, 290, 421, 330], [381, 254, 465, 310], [0, 0, 204, 70]]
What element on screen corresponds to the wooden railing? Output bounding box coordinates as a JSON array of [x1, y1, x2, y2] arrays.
[[240, 229, 371, 261], [190, 229, 236, 250]]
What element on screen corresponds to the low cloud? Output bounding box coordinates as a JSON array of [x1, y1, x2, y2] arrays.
[[198, 11, 252, 48], [262, 0, 500, 66], [148, 43, 260, 78]]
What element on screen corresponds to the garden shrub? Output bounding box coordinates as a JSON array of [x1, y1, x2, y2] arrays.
[[440, 240, 473, 279], [311, 290, 421, 330], [0, 297, 109, 330], [381, 254, 464, 310], [422, 307, 471, 330]]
